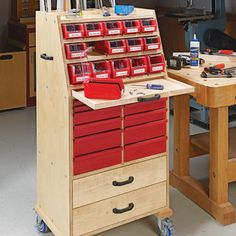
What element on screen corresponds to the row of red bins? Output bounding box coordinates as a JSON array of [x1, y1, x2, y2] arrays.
[[68, 55, 165, 84], [65, 37, 161, 59], [62, 19, 157, 39]]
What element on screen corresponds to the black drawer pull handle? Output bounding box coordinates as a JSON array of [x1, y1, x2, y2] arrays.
[[40, 53, 54, 61], [113, 203, 134, 214], [138, 94, 161, 102], [0, 55, 13, 60], [112, 176, 134, 187]]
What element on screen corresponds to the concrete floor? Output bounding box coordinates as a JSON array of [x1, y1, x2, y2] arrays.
[[1, 108, 236, 236]]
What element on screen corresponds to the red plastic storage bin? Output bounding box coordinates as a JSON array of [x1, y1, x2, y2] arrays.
[[91, 60, 111, 79], [74, 129, 122, 156], [74, 147, 122, 175], [122, 20, 141, 34], [124, 120, 167, 145], [65, 43, 87, 59], [126, 38, 143, 52], [103, 21, 123, 36], [62, 24, 84, 39], [143, 37, 161, 51], [95, 40, 126, 55], [74, 118, 122, 138], [68, 63, 92, 84], [124, 136, 167, 162], [147, 55, 165, 73], [129, 57, 148, 76], [110, 59, 130, 78], [124, 108, 167, 127], [84, 22, 104, 37], [124, 98, 167, 115], [140, 19, 157, 32]]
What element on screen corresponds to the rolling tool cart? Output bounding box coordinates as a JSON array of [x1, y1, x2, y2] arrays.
[[36, 8, 194, 236]]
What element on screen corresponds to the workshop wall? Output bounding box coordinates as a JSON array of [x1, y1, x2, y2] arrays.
[[0, 1, 11, 47]]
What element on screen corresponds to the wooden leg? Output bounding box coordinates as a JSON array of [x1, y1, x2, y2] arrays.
[[173, 94, 190, 176], [209, 107, 235, 225]]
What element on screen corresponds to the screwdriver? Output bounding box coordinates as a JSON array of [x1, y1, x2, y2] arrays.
[[131, 84, 164, 90]]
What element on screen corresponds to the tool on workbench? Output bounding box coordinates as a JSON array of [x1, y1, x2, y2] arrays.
[[204, 48, 234, 55], [203, 63, 225, 75], [167, 55, 205, 70], [130, 84, 164, 90], [201, 71, 234, 78]]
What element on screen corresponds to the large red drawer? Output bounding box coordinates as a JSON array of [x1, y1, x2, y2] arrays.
[[74, 118, 122, 138], [74, 129, 122, 156], [124, 136, 167, 162], [124, 98, 167, 116], [124, 108, 167, 127], [74, 106, 122, 125], [74, 147, 122, 175], [124, 120, 167, 144]]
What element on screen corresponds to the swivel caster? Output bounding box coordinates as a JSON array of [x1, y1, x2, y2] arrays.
[[157, 217, 175, 236], [36, 215, 51, 233]]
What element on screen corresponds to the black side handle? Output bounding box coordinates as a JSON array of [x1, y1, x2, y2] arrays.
[[112, 176, 134, 187], [137, 94, 161, 102], [40, 53, 54, 61], [0, 55, 13, 60], [113, 203, 134, 214]]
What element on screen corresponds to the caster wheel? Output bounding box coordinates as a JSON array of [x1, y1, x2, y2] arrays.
[[157, 218, 175, 236], [36, 216, 50, 233]]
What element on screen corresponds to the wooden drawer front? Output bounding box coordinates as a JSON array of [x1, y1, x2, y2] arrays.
[[74, 130, 122, 156], [73, 106, 122, 125], [124, 120, 167, 145], [29, 32, 36, 47], [74, 118, 122, 138], [73, 182, 167, 235], [73, 156, 166, 207], [125, 136, 167, 162], [125, 108, 167, 127], [124, 98, 167, 116], [74, 147, 122, 175]]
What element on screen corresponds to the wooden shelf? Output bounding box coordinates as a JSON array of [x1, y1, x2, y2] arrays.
[[63, 32, 158, 44], [65, 50, 162, 63]]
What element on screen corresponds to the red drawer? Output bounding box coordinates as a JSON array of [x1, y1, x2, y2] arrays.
[[124, 98, 167, 115], [122, 20, 141, 34], [74, 129, 122, 156], [92, 60, 111, 79], [62, 24, 84, 39], [65, 43, 87, 59], [74, 147, 122, 175], [73, 100, 84, 107], [124, 120, 167, 144], [147, 55, 165, 73], [124, 136, 167, 162], [73, 106, 122, 125], [84, 22, 104, 37], [73, 105, 92, 113], [126, 38, 144, 53], [110, 59, 130, 78], [140, 19, 157, 33], [103, 21, 123, 36], [124, 108, 167, 127], [74, 118, 122, 137], [129, 56, 148, 76], [143, 37, 161, 51], [95, 40, 126, 55]]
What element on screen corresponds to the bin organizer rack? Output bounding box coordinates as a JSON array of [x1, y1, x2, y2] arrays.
[[36, 8, 194, 236]]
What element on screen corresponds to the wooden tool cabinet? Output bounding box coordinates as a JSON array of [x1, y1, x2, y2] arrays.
[[36, 8, 194, 236]]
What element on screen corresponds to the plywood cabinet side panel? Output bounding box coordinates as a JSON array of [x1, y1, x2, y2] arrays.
[[36, 12, 71, 236]]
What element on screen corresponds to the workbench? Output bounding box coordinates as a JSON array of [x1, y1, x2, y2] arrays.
[[168, 54, 236, 225]]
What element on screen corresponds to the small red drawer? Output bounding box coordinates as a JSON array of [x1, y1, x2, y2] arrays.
[[74, 118, 122, 137], [92, 60, 111, 79], [74, 106, 122, 125], [110, 59, 130, 78], [74, 129, 122, 156], [124, 120, 167, 144], [147, 55, 165, 73], [73, 100, 84, 107], [74, 147, 122, 175], [73, 105, 92, 113], [124, 136, 167, 162], [124, 108, 167, 127], [103, 21, 123, 36], [84, 22, 104, 37], [124, 98, 167, 115], [129, 57, 148, 76], [65, 43, 87, 59], [140, 19, 157, 33], [144, 37, 161, 51], [68, 63, 93, 84], [95, 40, 126, 55], [62, 24, 84, 39], [122, 20, 141, 34], [126, 38, 144, 53]]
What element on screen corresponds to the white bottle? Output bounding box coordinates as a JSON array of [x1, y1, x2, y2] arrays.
[[190, 34, 200, 68]]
